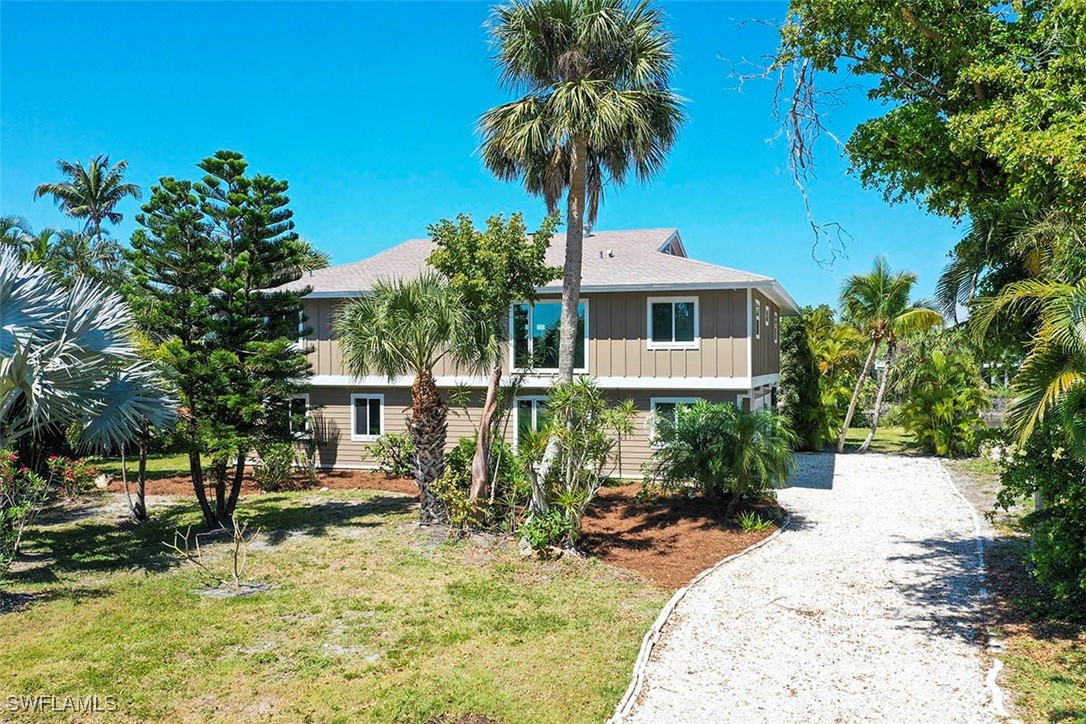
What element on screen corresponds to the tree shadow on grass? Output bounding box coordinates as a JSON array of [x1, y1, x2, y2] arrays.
[[239, 494, 416, 545]]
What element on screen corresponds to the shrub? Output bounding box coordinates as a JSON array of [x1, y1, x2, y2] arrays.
[[46, 455, 100, 500], [996, 423, 1086, 618], [369, 433, 415, 478], [432, 437, 529, 532], [646, 401, 796, 512], [897, 348, 986, 457], [779, 315, 825, 450], [738, 510, 774, 533], [253, 443, 296, 492], [520, 509, 573, 551], [519, 379, 635, 547], [1, 451, 49, 579]]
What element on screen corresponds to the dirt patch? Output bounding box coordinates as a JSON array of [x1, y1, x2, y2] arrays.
[[105, 468, 417, 497], [580, 484, 782, 589]]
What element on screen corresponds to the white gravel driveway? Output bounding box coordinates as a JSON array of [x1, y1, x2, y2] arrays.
[[618, 453, 998, 723]]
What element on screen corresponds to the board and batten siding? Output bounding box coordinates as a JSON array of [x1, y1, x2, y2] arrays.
[[750, 289, 781, 379], [306, 385, 738, 479], [303, 289, 752, 381]]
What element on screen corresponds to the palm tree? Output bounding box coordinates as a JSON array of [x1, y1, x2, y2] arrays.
[[480, 0, 684, 381], [836, 257, 943, 453], [334, 273, 475, 524], [0, 247, 175, 453], [34, 155, 141, 245]]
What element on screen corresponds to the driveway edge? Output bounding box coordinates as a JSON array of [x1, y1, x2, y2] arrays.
[[608, 513, 793, 724]]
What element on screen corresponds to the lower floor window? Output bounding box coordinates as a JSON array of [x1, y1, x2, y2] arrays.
[[288, 395, 310, 437], [351, 394, 383, 440], [649, 398, 699, 445], [515, 397, 548, 448]]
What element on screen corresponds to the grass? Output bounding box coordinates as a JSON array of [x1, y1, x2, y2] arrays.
[[841, 425, 913, 454], [0, 491, 668, 722], [94, 452, 191, 480]]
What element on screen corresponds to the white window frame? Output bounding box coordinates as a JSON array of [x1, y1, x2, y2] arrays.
[[512, 396, 549, 451], [297, 309, 307, 346], [646, 296, 700, 350], [648, 396, 699, 447], [288, 393, 310, 439], [509, 299, 590, 374], [754, 299, 762, 339], [350, 393, 385, 442], [774, 312, 780, 345]]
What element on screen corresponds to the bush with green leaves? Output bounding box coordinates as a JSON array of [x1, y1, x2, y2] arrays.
[[995, 422, 1086, 619], [46, 455, 100, 500], [779, 314, 825, 450], [519, 379, 635, 549], [253, 443, 296, 492], [432, 437, 530, 532], [1, 451, 49, 580], [897, 348, 986, 457], [368, 433, 415, 479], [645, 401, 796, 513]]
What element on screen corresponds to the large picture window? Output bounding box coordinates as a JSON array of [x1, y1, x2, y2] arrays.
[[647, 297, 698, 349], [350, 393, 383, 441], [512, 301, 587, 371]]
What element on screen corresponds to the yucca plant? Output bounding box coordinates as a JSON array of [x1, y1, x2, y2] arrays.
[[0, 247, 175, 454]]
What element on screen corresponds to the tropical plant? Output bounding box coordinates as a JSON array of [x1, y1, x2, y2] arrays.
[[46, 455, 101, 500], [896, 345, 987, 457], [0, 450, 49, 580], [738, 510, 774, 533], [480, 0, 684, 382], [518, 379, 635, 547], [836, 257, 942, 453], [335, 273, 475, 524], [0, 247, 175, 458], [253, 442, 296, 492], [428, 211, 560, 501], [369, 433, 416, 479], [646, 400, 796, 513], [127, 151, 312, 528], [34, 155, 141, 246], [778, 313, 824, 450]]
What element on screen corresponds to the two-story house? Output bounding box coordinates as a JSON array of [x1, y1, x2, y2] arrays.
[[283, 228, 798, 478]]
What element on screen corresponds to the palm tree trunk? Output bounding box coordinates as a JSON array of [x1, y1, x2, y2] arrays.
[[469, 365, 503, 501], [836, 339, 880, 453], [135, 438, 148, 521], [530, 136, 589, 516], [859, 343, 895, 452], [410, 369, 448, 525]]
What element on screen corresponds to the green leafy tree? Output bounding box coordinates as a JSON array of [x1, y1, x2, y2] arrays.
[[836, 257, 942, 453], [896, 343, 987, 457], [646, 400, 796, 513], [427, 212, 561, 501], [480, 0, 684, 382], [335, 273, 475, 525], [128, 151, 312, 528], [778, 312, 825, 450]]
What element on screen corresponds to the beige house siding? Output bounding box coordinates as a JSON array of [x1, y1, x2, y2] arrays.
[[306, 385, 738, 479], [750, 289, 781, 379], [304, 290, 753, 382]]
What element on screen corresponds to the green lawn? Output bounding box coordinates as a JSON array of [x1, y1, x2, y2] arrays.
[[94, 452, 191, 480], [841, 425, 913, 454], [0, 490, 667, 722]]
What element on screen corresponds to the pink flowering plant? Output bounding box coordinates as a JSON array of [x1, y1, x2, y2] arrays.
[[0, 451, 50, 579], [46, 455, 100, 501]]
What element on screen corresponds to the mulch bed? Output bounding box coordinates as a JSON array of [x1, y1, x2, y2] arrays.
[[580, 484, 783, 588], [107, 472, 781, 589]]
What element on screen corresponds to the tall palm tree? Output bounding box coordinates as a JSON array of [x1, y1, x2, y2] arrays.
[[836, 257, 942, 453], [480, 0, 684, 381], [334, 273, 475, 524], [34, 155, 141, 245]]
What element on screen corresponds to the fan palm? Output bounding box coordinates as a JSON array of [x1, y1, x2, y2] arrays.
[[480, 0, 684, 380], [0, 247, 175, 452], [334, 273, 475, 524], [836, 257, 943, 453], [34, 155, 141, 245]]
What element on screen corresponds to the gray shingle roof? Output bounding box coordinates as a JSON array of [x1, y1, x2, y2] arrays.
[[285, 228, 798, 311]]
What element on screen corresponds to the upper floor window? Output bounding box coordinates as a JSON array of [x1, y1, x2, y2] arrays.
[[512, 301, 587, 372], [350, 393, 384, 441], [774, 312, 780, 345], [647, 297, 699, 350], [754, 299, 762, 339]]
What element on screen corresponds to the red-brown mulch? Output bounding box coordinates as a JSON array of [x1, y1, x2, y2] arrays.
[[105, 468, 417, 497], [580, 484, 783, 589]]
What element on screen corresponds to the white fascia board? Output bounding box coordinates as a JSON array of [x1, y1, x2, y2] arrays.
[[310, 374, 759, 391]]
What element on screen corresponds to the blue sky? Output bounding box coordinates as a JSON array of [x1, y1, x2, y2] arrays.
[[1, 1, 962, 307]]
